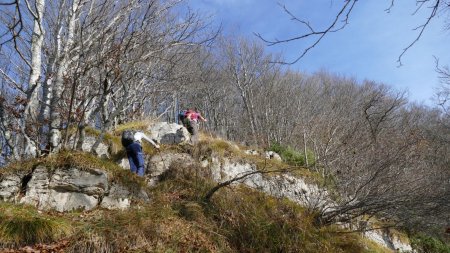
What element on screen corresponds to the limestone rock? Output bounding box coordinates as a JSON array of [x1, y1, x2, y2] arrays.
[[82, 136, 109, 158], [68, 136, 109, 158], [205, 155, 332, 210], [365, 229, 413, 252], [1, 160, 149, 212], [45, 191, 99, 212], [118, 157, 130, 170], [265, 151, 282, 161], [244, 149, 259, 156], [50, 167, 108, 195], [149, 152, 195, 178], [0, 172, 25, 201], [148, 122, 190, 145], [20, 166, 108, 212], [101, 183, 131, 210], [20, 166, 52, 209]]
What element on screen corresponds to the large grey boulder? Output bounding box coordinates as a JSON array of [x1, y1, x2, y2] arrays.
[[0, 156, 151, 212], [148, 122, 190, 145], [20, 166, 108, 212]]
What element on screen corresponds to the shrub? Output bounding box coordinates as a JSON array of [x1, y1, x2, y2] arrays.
[[269, 142, 315, 166], [411, 234, 450, 253]]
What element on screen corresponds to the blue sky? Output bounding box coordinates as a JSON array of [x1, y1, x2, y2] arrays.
[[188, 0, 450, 105]]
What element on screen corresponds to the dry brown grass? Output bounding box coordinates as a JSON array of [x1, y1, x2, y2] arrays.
[[0, 162, 392, 253]]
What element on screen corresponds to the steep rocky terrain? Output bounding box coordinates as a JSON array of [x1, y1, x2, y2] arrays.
[[0, 122, 419, 252]]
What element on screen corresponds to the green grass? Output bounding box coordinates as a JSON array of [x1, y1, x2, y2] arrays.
[[0, 203, 71, 248], [269, 142, 316, 167]]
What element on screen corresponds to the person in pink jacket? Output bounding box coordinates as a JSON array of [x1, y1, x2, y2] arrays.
[[187, 107, 207, 144]]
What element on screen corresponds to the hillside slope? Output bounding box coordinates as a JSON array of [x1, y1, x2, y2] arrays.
[[0, 122, 424, 252]]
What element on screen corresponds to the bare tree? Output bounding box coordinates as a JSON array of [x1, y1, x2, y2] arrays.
[[435, 60, 450, 117], [220, 38, 275, 145], [0, 0, 46, 158], [256, 0, 449, 65]]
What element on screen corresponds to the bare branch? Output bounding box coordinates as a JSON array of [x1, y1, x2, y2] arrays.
[[397, 0, 440, 65], [203, 166, 292, 202], [255, 0, 358, 64]]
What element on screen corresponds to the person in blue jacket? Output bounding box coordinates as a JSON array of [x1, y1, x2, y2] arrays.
[[125, 132, 160, 176], [126, 141, 146, 176]]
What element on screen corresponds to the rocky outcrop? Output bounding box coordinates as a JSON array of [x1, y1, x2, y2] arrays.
[[68, 136, 109, 158], [148, 122, 190, 145], [365, 229, 413, 252], [119, 151, 195, 182], [0, 172, 26, 201], [0, 127, 414, 251], [204, 155, 332, 209], [20, 166, 108, 212], [149, 152, 195, 177], [100, 184, 132, 210], [0, 165, 148, 212]]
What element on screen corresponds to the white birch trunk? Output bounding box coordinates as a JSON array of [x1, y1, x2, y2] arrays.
[[49, 0, 81, 151], [26, 0, 46, 118], [22, 0, 46, 158], [39, 3, 65, 135]]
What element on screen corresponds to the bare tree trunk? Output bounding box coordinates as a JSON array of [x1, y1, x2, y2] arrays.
[[25, 0, 46, 119], [76, 122, 86, 151], [91, 80, 130, 154], [49, 0, 80, 152], [76, 106, 95, 151], [20, 0, 46, 158], [303, 130, 309, 167], [39, 2, 66, 133], [238, 87, 258, 145], [63, 77, 79, 148]]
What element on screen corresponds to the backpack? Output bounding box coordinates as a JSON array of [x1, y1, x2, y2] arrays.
[[121, 130, 135, 147], [178, 110, 188, 124]]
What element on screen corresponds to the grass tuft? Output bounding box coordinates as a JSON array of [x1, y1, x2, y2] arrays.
[[0, 203, 71, 248], [113, 120, 153, 135]]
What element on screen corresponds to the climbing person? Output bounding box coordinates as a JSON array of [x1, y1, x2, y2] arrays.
[[186, 107, 207, 144], [178, 108, 192, 132], [121, 130, 160, 176]]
